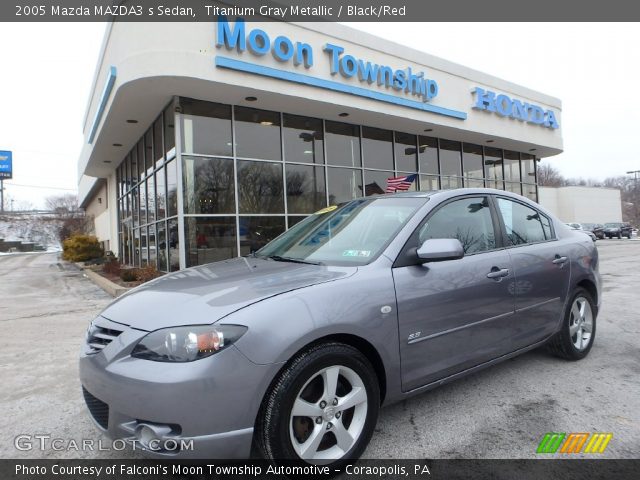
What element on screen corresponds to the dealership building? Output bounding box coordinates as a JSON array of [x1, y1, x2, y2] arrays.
[[78, 19, 563, 272]]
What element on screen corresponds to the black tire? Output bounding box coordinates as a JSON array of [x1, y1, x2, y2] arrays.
[[255, 342, 380, 467], [547, 288, 597, 360]]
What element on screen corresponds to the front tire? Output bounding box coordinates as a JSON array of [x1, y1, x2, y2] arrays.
[[547, 288, 596, 360], [255, 342, 380, 466]]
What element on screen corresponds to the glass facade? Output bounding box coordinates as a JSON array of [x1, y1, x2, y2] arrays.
[[116, 97, 540, 271]]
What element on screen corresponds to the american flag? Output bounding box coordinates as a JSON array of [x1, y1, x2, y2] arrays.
[[385, 174, 417, 193]]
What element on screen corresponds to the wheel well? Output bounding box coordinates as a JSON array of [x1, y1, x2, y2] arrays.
[[577, 279, 598, 310], [317, 334, 387, 404], [269, 334, 387, 405]]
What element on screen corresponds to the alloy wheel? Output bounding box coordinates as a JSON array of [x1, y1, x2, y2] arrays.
[[289, 365, 368, 462], [569, 296, 593, 351]]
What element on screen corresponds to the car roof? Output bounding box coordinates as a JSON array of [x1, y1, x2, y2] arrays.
[[374, 187, 530, 200]]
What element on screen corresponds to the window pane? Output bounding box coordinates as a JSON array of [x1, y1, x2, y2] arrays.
[[418, 136, 438, 175], [138, 182, 147, 226], [283, 114, 324, 164], [505, 182, 522, 195], [540, 212, 552, 239], [180, 100, 232, 156], [463, 143, 484, 183], [154, 116, 164, 168], [364, 170, 392, 196], [131, 188, 140, 228], [148, 223, 157, 268], [240, 216, 286, 256], [395, 132, 418, 172], [325, 121, 361, 167], [146, 175, 156, 224], [183, 156, 235, 214], [484, 147, 503, 189], [419, 175, 439, 191], [238, 160, 284, 213], [362, 126, 393, 170], [144, 128, 154, 174], [124, 153, 131, 189], [185, 216, 237, 266], [419, 196, 496, 254], [234, 107, 281, 160], [465, 179, 485, 188], [521, 153, 536, 184], [327, 167, 363, 204], [288, 216, 307, 227], [168, 218, 180, 271], [285, 164, 327, 214], [139, 226, 148, 266], [523, 185, 538, 202], [130, 148, 140, 185], [163, 104, 176, 161], [137, 140, 145, 182], [156, 169, 166, 220], [504, 150, 521, 182], [496, 198, 547, 245], [166, 160, 178, 217], [439, 139, 462, 177], [133, 227, 141, 267], [156, 221, 168, 272], [441, 176, 463, 189]]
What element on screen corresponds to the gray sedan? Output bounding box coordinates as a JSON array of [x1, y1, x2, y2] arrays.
[[80, 188, 601, 466]]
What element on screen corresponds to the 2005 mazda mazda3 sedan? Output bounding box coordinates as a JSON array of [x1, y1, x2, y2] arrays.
[[80, 188, 601, 465]]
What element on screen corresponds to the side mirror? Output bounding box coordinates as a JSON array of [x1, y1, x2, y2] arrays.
[[416, 238, 464, 263]]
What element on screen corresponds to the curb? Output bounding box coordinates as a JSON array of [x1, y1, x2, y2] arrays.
[[77, 264, 130, 298]]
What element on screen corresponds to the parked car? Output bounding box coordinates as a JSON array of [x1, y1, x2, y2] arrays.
[[603, 222, 632, 239], [566, 223, 597, 242], [580, 223, 605, 240], [80, 189, 601, 466]]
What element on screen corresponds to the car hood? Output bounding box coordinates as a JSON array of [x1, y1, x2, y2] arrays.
[[99, 257, 357, 331]]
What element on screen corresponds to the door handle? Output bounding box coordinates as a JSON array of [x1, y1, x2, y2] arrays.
[[487, 267, 509, 279], [552, 255, 568, 265]]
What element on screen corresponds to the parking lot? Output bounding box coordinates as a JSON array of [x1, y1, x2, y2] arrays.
[[1, 240, 638, 459]]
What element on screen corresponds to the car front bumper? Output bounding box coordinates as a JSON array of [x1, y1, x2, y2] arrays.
[[79, 317, 282, 459]]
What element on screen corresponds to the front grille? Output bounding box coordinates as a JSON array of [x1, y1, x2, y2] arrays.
[[86, 324, 123, 353], [82, 387, 109, 429]]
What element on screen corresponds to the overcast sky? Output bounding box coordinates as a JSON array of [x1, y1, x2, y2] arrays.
[[1, 22, 638, 209]]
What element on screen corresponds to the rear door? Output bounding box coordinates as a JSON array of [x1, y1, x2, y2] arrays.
[[494, 197, 571, 349], [393, 195, 517, 392]]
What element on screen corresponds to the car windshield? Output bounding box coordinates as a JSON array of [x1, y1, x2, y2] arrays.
[[581, 223, 595, 229], [605, 223, 622, 227], [256, 197, 426, 266]]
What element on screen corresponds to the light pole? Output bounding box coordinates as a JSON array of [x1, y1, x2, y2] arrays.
[[626, 170, 640, 226]]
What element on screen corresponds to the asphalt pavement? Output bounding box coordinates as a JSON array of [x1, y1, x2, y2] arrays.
[[0, 242, 638, 459]]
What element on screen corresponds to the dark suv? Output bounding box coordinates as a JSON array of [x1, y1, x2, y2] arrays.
[[580, 223, 605, 239], [603, 222, 632, 239]]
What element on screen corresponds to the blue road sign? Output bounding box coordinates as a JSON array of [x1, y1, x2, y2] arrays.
[[0, 151, 12, 179]]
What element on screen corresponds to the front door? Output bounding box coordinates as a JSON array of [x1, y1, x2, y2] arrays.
[[393, 196, 516, 392]]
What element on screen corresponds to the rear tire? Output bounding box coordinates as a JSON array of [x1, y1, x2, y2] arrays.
[[547, 288, 596, 360], [255, 342, 380, 466]]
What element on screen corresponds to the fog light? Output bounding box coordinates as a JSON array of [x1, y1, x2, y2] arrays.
[[134, 423, 173, 449]]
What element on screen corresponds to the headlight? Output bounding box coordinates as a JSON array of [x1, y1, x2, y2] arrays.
[[131, 325, 247, 362]]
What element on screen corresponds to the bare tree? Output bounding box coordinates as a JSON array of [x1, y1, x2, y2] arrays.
[[536, 163, 565, 187], [45, 194, 80, 218]]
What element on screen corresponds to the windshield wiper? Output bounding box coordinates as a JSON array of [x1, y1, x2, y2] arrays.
[[267, 255, 322, 266]]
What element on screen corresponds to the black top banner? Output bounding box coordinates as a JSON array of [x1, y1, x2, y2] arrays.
[[3, 0, 640, 21]]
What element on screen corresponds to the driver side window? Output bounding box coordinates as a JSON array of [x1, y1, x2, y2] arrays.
[[418, 196, 496, 254]]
